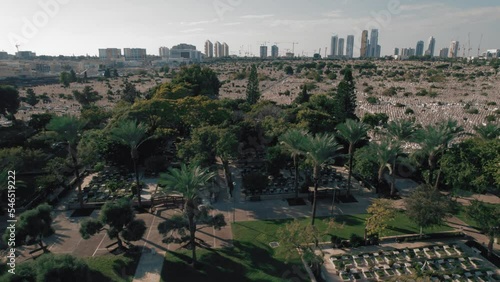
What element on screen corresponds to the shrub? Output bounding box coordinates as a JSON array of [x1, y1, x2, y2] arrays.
[[405, 108, 414, 115], [366, 96, 379, 104], [350, 233, 364, 248]]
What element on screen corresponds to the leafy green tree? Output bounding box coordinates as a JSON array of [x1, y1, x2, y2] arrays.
[[279, 129, 308, 200], [3, 203, 53, 251], [110, 120, 151, 207], [104, 68, 111, 78], [79, 199, 146, 249], [158, 164, 223, 266], [466, 200, 500, 257], [405, 184, 453, 235], [69, 69, 77, 82], [336, 119, 369, 195], [171, 64, 221, 97], [303, 133, 342, 225], [72, 86, 101, 107], [474, 123, 500, 140], [246, 64, 260, 105], [440, 138, 499, 194], [25, 88, 39, 107], [122, 81, 140, 103], [362, 112, 389, 127], [294, 84, 310, 104], [365, 199, 396, 238], [0, 254, 89, 282], [46, 116, 87, 208], [60, 71, 71, 87], [277, 219, 339, 277], [352, 146, 378, 184], [215, 128, 238, 196], [28, 113, 53, 131], [0, 85, 20, 120]]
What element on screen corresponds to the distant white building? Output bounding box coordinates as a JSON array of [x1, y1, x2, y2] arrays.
[[222, 42, 229, 57], [123, 48, 147, 61], [346, 35, 354, 58], [448, 41, 459, 58], [483, 49, 500, 59], [204, 40, 213, 58], [159, 47, 170, 59], [425, 36, 436, 57], [260, 45, 268, 58], [338, 38, 345, 56], [15, 51, 36, 59], [169, 43, 202, 63], [439, 48, 449, 58], [99, 48, 122, 60]]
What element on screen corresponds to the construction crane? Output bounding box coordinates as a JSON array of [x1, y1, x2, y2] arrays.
[[15, 44, 20, 52], [467, 33, 472, 57], [477, 34, 483, 57], [258, 41, 269, 46]]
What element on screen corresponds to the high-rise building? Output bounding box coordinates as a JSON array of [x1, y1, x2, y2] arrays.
[[338, 38, 345, 56], [98, 48, 121, 60], [376, 45, 381, 58], [123, 48, 146, 61], [204, 40, 213, 58], [260, 45, 268, 58], [415, 41, 424, 56], [330, 35, 338, 56], [214, 41, 222, 58], [159, 47, 170, 59], [369, 29, 379, 57], [222, 42, 229, 57], [439, 48, 449, 58], [346, 35, 354, 58], [394, 48, 399, 56], [271, 45, 279, 58], [449, 41, 459, 58], [360, 30, 369, 58], [425, 36, 436, 57]]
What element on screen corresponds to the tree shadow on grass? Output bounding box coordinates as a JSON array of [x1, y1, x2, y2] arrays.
[[386, 226, 415, 234], [335, 215, 363, 227], [163, 243, 307, 282]]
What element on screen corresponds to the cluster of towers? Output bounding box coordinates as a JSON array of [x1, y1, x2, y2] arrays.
[[360, 29, 381, 58], [204, 40, 229, 58], [330, 35, 355, 58]]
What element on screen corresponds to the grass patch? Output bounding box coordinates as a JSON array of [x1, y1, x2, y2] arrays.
[[85, 252, 140, 282], [161, 212, 453, 281]]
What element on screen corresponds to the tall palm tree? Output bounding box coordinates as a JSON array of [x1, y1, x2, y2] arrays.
[[336, 119, 369, 196], [46, 115, 87, 208], [370, 139, 402, 196], [303, 133, 342, 225], [279, 129, 309, 200], [384, 119, 416, 142], [111, 120, 151, 207], [474, 123, 500, 140], [159, 164, 215, 265], [415, 119, 463, 187]]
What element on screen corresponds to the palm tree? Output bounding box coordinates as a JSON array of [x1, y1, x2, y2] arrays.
[[159, 164, 215, 265], [303, 133, 342, 225], [279, 129, 309, 200], [46, 116, 87, 208], [370, 139, 401, 196], [414, 119, 463, 187], [111, 120, 151, 207], [384, 119, 416, 142], [474, 123, 500, 140], [336, 119, 369, 196]]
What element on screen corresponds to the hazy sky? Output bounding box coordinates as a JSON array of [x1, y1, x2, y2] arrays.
[[1, 0, 499, 57]]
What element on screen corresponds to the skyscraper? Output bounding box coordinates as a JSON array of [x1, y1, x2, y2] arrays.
[[204, 40, 213, 58], [214, 41, 221, 58], [346, 35, 354, 58], [260, 45, 268, 58], [425, 36, 436, 57], [271, 45, 279, 58], [449, 41, 459, 58], [159, 47, 170, 59], [222, 42, 229, 57], [394, 48, 399, 56], [439, 48, 449, 58], [360, 30, 368, 58], [369, 29, 379, 57], [416, 41, 424, 56], [330, 35, 338, 56], [338, 38, 345, 56], [375, 45, 381, 58]]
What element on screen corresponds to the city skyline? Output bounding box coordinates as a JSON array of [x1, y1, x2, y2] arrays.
[[1, 0, 499, 57]]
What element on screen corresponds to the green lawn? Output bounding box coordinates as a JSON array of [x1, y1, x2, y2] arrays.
[[84, 252, 141, 282], [161, 213, 453, 281]]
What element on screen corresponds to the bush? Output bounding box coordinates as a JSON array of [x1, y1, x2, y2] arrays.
[[366, 96, 379, 104], [242, 172, 268, 195], [331, 235, 342, 248], [350, 233, 364, 248], [405, 108, 414, 115]]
